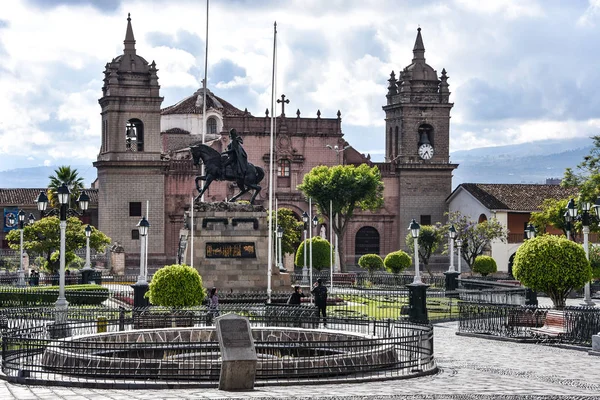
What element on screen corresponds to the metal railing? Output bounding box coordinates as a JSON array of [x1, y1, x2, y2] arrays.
[[458, 302, 600, 346], [1, 305, 436, 388], [290, 271, 446, 289]]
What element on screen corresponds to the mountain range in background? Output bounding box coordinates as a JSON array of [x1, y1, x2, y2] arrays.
[[0, 137, 594, 189]]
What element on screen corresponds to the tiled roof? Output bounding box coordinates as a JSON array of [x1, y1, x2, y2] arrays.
[[163, 128, 190, 135], [161, 132, 220, 153], [458, 183, 580, 211], [161, 88, 247, 117], [0, 189, 98, 207]]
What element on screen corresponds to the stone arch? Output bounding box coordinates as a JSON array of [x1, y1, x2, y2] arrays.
[[418, 123, 434, 147], [126, 118, 144, 152], [355, 226, 380, 263], [478, 213, 488, 223]]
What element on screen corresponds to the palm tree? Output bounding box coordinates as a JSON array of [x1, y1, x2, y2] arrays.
[[48, 166, 85, 208]]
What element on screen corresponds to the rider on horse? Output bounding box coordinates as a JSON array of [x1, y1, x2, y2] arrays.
[[221, 129, 248, 179]]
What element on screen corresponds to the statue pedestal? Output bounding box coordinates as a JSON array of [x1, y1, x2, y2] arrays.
[[183, 202, 290, 291]]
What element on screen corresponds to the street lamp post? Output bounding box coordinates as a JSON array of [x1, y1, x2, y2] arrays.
[[455, 239, 463, 274], [409, 219, 422, 284], [526, 223, 537, 239], [580, 199, 594, 306], [277, 225, 284, 272], [407, 218, 429, 323], [447, 225, 456, 273], [302, 211, 308, 284], [310, 214, 318, 292], [80, 225, 94, 284], [36, 184, 89, 324], [445, 224, 459, 291], [565, 198, 577, 240], [17, 210, 26, 287], [132, 216, 150, 309]]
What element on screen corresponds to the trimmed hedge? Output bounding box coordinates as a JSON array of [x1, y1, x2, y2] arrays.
[[384, 250, 412, 274], [358, 254, 384, 273], [472, 255, 497, 277], [0, 284, 109, 306], [147, 264, 205, 307]]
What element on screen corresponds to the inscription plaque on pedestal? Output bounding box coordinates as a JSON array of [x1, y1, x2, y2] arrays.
[[206, 242, 256, 258], [215, 314, 257, 390]]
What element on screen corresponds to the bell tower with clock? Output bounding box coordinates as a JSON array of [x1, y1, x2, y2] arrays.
[[383, 28, 458, 239]]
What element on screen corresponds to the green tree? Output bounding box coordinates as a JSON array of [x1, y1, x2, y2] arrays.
[[589, 245, 600, 280], [405, 224, 444, 278], [147, 264, 205, 307], [472, 255, 497, 276], [294, 236, 332, 271], [358, 253, 384, 277], [384, 250, 412, 274], [297, 164, 384, 272], [446, 211, 507, 272], [561, 135, 600, 203], [48, 165, 85, 208], [513, 235, 591, 309], [270, 208, 303, 256], [5, 217, 110, 273], [529, 198, 571, 236]]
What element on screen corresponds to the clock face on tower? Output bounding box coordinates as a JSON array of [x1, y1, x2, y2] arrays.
[[418, 143, 434, 160]]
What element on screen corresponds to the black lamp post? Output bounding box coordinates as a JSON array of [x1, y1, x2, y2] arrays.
[[565, 198, 577, 240], [132, 216, 150, 308], [36, 184, 89, 323], [80, 224, 95, 284], [407, 219, 429, 324], [302, 211, 309, 283]]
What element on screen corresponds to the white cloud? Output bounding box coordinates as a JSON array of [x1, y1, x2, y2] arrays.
[[0, 0, 599, 171]]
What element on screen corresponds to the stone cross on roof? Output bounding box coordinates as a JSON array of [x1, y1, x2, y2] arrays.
[[277, 94, 290, 116]]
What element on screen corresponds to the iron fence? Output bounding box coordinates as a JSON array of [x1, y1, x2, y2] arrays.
[[1, 305, 436, 388], [458, 302, 600, 346], [290, 271, 446, 289]]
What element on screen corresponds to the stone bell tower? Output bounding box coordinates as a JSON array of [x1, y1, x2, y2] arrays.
[[383, 28, 457, 239], [94, 14, 167, 255]]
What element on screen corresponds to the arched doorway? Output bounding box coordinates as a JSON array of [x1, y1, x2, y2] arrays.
[[355, 227, 380, 263]]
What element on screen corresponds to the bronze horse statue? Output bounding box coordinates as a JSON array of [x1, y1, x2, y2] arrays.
[[190, 144, 265, 204]]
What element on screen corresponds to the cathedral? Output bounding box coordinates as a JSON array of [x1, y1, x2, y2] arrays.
[[94, 16, 456, 273]]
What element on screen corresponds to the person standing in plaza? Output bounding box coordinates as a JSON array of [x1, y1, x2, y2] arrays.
[[287, 285, 305, 305], [311, 278, 328, 326]]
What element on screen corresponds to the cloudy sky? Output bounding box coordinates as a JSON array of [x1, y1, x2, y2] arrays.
[[1, 0, 600, 174]]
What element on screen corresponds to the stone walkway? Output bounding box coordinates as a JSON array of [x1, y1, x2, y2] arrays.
[[0, 318, 599, 399]]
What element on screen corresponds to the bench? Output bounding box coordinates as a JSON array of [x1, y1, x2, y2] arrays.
[[531, 310, 566, 337], [332, 273, 357, 286], [507, 309, 543, 328]]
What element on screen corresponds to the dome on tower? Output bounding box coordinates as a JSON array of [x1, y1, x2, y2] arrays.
[[401, 28, 438, 82], [109, 13, 150, 74]]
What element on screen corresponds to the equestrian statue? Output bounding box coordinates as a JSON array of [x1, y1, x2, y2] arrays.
[[190, 129, 265, 204]]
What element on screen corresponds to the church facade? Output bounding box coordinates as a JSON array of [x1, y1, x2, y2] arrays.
[[94, 16, 456, 273]]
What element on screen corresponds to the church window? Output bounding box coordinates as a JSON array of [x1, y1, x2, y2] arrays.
[[131, 229, 140, 240], [278, 159, 290, 177], [278, 159, 291, 187], [207, 117, 217, 134], [355, 226, 380, 264], [129, 202, 142, 217], [420, 215, 431, 226], [126, 119, 144, 152]]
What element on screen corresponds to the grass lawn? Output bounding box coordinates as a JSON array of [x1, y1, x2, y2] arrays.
[[330, 294, 460, 320]]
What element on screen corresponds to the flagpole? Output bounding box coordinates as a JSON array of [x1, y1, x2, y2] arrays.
[[145, 200, 149, 280], [267, 22, 277, 303], [330, 199, 333, 291], [190, 196, 194, 269], [200, 0, 209, 202]]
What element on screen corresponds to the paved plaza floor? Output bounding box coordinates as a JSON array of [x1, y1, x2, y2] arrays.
[[1, 315, 599, 400]]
